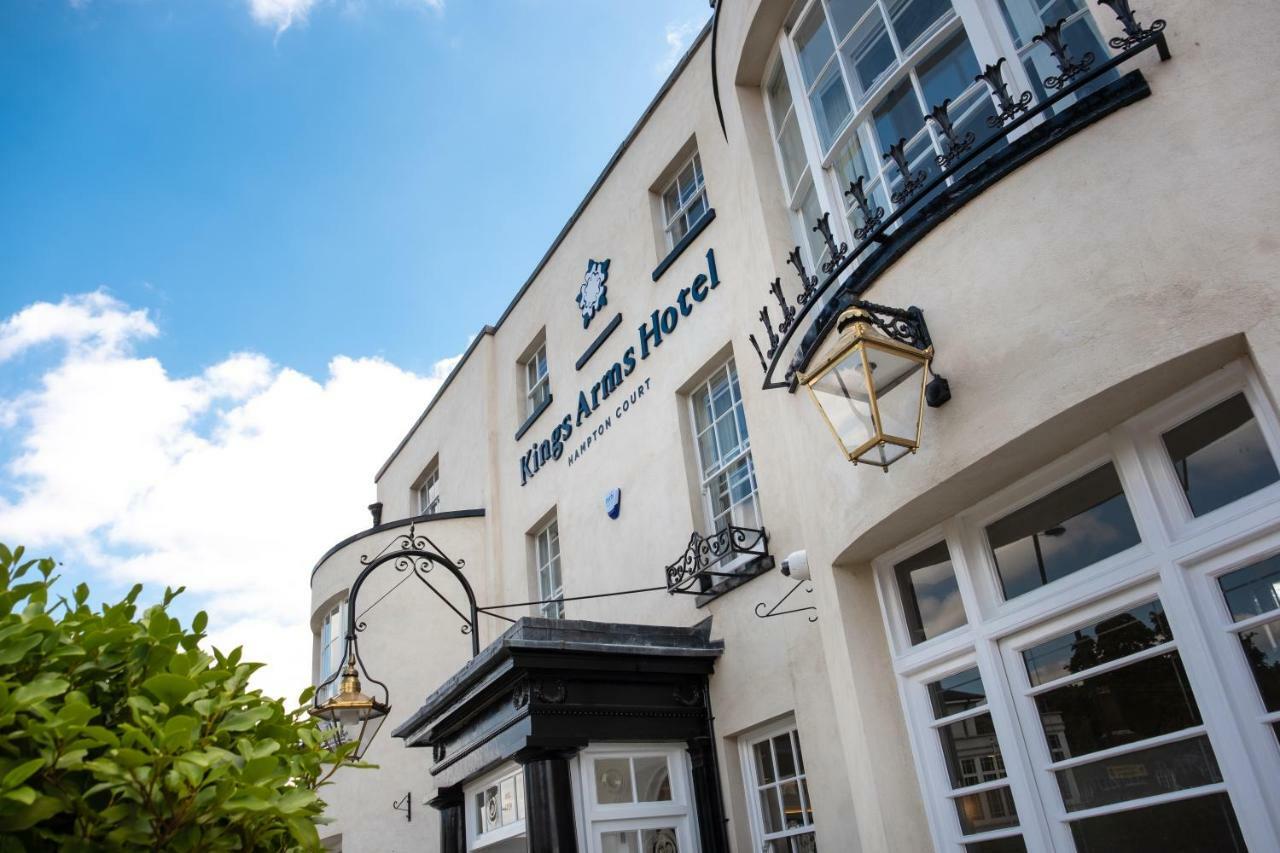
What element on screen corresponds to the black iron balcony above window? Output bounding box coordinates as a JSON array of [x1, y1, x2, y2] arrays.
[[666, 524, 773, 606], [748, 7, 1172, 394]]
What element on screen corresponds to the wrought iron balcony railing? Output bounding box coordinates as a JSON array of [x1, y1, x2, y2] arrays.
[[666, 524, 772, 603], [750, 4, 1170, 392]]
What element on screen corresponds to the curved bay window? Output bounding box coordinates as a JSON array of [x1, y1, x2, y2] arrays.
[[873, 362, 1280, 852], [762, 0, 1112, 264]]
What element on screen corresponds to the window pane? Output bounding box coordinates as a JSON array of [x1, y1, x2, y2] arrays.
[[601, 830, 639, 853], [873, 78, 923, 150], [754, 739, 777, 784], [1163, 392, 1279, 517], [997, 0, 1085, 50], [640, 829, 680, 852], [760, 787, 784, 833], [1055, 736, 1222, 813], [810, 63, 853, 149], [887, 0, 953, 51], [966, 838, 1026, 853], [895, 541, 966, 644], [633, 756, 672, 802], [1068, 792, 1247, 853], [595, 757, 634, 804], [777, 117, 808, 194], [1239, 617, 1280, 712], [768, 64, 793, 124], [843, 8, 896, 100], [928, 667, 986, 719], [795, 9, 837, 85], [780, 780, 805, 829], [833, 129, 872, 186], [953, 786, 1018, 835], [773, 733, 798, 779], [1219, 555, 1280, 620], [828, 0, 876, 38], [986, 464, 1141, 600], [939, 712, 1005, 789], [1034, 652, 1201, 760], [916, 29, 979, 110], [1023, 600, 1171, 688]]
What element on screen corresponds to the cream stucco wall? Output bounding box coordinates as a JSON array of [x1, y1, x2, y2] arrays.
[[310, 0, 1280, 850]]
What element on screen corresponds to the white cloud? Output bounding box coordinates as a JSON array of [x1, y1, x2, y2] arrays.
[[656, 19, 701, 76], [0, 293, 460, 702], [248, 0, 443, 35]]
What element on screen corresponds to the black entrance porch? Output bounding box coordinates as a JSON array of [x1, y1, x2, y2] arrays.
[[393, 618, 729, 852]]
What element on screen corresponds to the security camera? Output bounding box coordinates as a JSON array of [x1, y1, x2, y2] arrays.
[[780, 550, 810, 582]]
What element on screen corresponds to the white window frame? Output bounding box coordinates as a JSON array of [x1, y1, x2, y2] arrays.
[[534, 518, 565, 619], [660, 151, 710, 249], [739, 717, 818, 852], [762, 0, 1108, 270], [872, 360, 1280, 852], [687, 359, 762, 546], [572, 742, 699, 853], [464, 761, 527, 851], [524, 343, 550, 418], [316, 599, 346, 701], [417, 463, 441, 516]]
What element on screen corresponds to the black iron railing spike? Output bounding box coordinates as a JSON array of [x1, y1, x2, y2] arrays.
[[844, 177, 885, 241], [1034, 18, 1095, 90], [758, 305, 779, 357], [1096, 0, 1166, 50], [926, 99, 976, 170], [769, 277, 797, 335], [976, 59, 1033, 127], [813, 212, 849, 274], [884, 138, 928, 204], [786, 246, 820, 304], [748, 333, 768, 373]]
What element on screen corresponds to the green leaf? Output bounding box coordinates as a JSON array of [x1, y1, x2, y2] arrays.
[[1, 759, 44, 790], [141, 674, 198, 707], [191, 611, 207, 634], [13, 677, 69, 707]]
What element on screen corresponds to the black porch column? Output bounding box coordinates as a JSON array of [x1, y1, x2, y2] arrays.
[[522, 751, 579, 853], [428, 787, 466, 853], [688, 734, 730, 853]]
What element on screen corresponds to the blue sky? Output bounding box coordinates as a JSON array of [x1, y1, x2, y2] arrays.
[[0, 0, 711, 699]]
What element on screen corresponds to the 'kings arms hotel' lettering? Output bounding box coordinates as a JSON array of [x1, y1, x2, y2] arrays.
[[519, 248, 722, 485]]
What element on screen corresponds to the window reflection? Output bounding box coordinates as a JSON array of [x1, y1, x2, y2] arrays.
[[986, 464, 1141, 600], [1054, 736, 1222, 812], [965, 838, 1026, 853], [1238, 618, 1280, 713], [1163, 392, 1280, 517], [1034, 652, 1201, 759], [1218, 554, 1280, 621], [928, 667, 986, 718], [1068, 792, 1247, 853], [953, 786, 1018, 835], [1023, 600, 1172, 688], [938, 711, 1005, 789], [895, 541, 967, 644]]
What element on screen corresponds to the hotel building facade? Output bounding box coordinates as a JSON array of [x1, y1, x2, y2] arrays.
[[308, 0, 1280, 850]]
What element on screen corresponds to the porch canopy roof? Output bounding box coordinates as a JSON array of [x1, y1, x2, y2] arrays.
[[393, 616, 724, 792]]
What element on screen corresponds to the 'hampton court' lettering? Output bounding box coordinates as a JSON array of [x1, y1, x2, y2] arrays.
[[518, 248, 721, 485]]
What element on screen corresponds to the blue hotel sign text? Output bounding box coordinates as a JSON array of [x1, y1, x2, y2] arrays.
[[519, 248, 722, 485]]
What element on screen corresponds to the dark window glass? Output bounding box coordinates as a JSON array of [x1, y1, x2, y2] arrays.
[[1055, 736, 1222, 812], [987, 464, 1141, 600], [887, 0, 953, 50], [1163, 392, 1279, 517], [938, 712, 1004, 789], [1023, 600, 1172, 687], [929, 667, 986, 718], [917, 29, 979, 109], [965, 838, 1026, 853], [1034, 652, 1201, 760], [1068, 792, 1247, 853], [1219, 555, 1280, 621], [873, 78, 923, 148], [895, 541, 966, 644], [953, 787, 1018, 835], [1239, 617, 1280, 712]]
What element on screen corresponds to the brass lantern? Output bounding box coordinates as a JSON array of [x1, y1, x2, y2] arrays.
[[800, 305, 944, 471], [310, 654, 390, 761]]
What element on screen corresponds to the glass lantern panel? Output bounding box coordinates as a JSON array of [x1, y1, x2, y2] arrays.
[[809, 350, 876, 458], [863, 341, 927, 444]]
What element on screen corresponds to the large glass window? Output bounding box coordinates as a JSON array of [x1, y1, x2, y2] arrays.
[[743, 723, 817, 852], [580, 745, 697, 853], [317, 601, 345, 701], [874, 364, 1280, 851], [524, 343, 550, 418], [690, 359, 762, 538], [466, 763, 527, 851], [416, 463, 440, 516], [534, 518, 564, 619], [661, 152, 710, 248]]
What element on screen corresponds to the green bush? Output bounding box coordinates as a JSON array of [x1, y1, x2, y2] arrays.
[[0, 543, 356, 851]]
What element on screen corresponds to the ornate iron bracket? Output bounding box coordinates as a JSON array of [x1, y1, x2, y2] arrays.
[[755, 578, 816, 622], [666, 525, 770, 595], [392, 792, 412, 822]]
